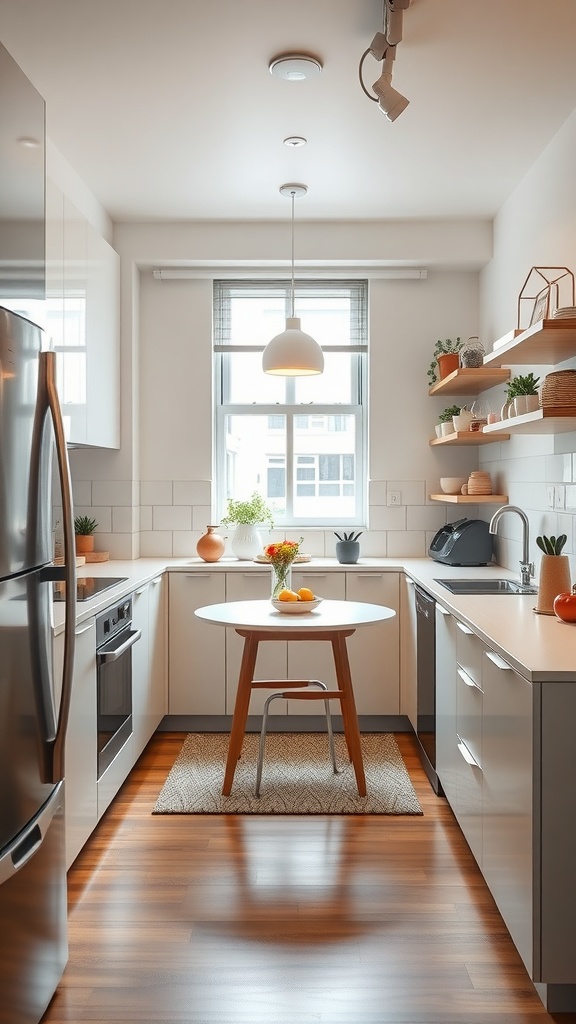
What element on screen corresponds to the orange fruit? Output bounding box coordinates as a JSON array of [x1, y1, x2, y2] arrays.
[[297, 587, 315, 602], [278, 589, 299, 602]]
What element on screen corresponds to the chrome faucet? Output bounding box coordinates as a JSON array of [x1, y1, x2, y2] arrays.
[[489, 504, 534, 586]]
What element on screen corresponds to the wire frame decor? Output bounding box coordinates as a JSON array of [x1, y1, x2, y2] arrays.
[[516, 266, 575, 330]]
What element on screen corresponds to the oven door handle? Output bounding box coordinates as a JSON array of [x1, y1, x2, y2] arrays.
[[97, 628, 142, 664]]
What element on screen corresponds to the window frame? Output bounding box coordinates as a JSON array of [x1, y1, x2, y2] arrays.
[[214, 279, 368, 528]]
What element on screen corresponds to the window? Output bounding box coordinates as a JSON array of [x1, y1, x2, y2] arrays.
[[214, 280, 367, 527]]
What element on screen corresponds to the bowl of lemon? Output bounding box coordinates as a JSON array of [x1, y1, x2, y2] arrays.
[[271, 587, 322, 614]]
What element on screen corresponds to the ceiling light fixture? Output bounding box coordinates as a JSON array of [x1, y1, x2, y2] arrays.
[[269, 53, 323, 81], [359, 0, 410, 120], [283, 136, 307, 147], [262, 184, 324, 377]]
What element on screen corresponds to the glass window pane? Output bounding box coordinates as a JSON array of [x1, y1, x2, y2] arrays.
[[292, 416, 356, 520], [225, 414, 286, 518], [295, 352, 354, 404], [297, 468, 315, 481], [297, 484, 315, 497], [227, 352, 285, 403]]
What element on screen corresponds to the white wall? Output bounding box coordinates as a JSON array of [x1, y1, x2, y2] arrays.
[[479, 108, 576, 577]]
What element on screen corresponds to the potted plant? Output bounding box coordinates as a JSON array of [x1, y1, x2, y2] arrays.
[[74, 515, 98, 555], [506, 373, 541, 417], [427, 338, 463, 386], [220, 492, 274, 560], [535, 534, 570, 615], [334, 530, 363, 564], [438, 405, 461, 437]]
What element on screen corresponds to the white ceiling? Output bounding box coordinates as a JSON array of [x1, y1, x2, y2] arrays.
[[2, 0, 576, 223]]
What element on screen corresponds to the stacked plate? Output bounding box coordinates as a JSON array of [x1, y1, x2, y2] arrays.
[[552, 306, 576, 319], [467, 471, 492, 495]]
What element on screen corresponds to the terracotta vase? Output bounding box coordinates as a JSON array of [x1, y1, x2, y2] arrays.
[[75, 534, 94, 555], [436, 353, 460, 379], [536, 554, 571, 615], [196, 525, 225, 562]]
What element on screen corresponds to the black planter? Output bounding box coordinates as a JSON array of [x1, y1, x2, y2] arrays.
[[335, 540, 360, 564]]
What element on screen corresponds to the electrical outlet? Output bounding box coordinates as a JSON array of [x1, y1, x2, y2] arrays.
[[555, 484, 565, 511], [547, 486, 555, 509], [387, 491, 401, 506]]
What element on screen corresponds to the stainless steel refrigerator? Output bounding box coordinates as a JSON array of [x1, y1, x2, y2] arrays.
[[0, 306, 76, 1024]]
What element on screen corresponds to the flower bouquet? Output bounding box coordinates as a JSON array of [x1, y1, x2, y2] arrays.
[[264, 539, 302, 599]]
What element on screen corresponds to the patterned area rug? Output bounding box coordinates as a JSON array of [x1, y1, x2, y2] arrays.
[[152, 733, 422, 815]]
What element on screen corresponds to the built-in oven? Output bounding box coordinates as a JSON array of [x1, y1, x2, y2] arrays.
[[414, 583, 443, 795], [95, 597, 141, 779]]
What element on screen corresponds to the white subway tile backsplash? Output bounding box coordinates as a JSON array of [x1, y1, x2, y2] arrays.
[[545, 453, 573, 483], [360, 531, 387, 556], [140, 505, 152, 531], [140, 531, 173, 557], [112, 506, 138, 533], [173, 480, 211, 505], [173, 531, 200, 558], [153, 505, 192, 531], [91, 480, 133, 506], [72, 480, 92, 506], [141, 481, 173, 506], [192, 505, 213, 532], [387, 531, 426, 557], [407, 505, 447, 531], [368, 481, 387, 506], [74, 506, 112, 533], [369, 505, 406, 531], [387, 481, 426, 505], [95, 532, 134, 560]]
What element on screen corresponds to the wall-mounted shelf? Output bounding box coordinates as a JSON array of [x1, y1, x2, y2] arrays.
[[430, 430, 510, 446], [428, 367, 510, 396], [483, 407, 576, 435], [429, 494, 508, 504], [484, 318, 576, 367]]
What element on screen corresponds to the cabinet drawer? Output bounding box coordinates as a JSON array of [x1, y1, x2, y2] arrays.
[[456, 621, 484, 687]]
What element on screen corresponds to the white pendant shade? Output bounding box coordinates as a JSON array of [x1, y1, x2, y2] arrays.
[[262, 183, 324, 377], [262, 317, 324, 376]]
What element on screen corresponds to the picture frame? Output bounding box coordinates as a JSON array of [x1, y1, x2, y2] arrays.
[[530, 287, 550, 326]]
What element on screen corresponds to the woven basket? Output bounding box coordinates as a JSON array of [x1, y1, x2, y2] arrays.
[[540, 370, 576, 408]]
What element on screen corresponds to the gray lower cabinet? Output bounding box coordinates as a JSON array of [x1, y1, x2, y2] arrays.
[[435, 604, 576, 1011], [132, 575, 167, 754], [482, 649, 532, 973]]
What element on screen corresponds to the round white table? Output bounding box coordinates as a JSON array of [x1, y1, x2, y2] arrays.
[[195, 599, 396, 797]]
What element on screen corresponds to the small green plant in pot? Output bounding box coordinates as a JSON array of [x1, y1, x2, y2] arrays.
[[334, 530, 363, 564], [427, 338, 463, 386], [74, 515, 98, 554], [506, 372, 540, 417], [438, 405, 461, 436], [220, 492, 274, 560]]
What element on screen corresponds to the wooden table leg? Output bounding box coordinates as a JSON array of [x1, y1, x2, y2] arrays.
[[331, 630, 367, 797], [222, 632, 260, 795]]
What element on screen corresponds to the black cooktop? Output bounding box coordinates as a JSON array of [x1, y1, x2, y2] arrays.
[[53, 576, 129, 603]]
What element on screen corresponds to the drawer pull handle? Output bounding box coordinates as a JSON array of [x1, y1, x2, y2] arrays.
[[485, 650, 512, 670], [135, 585, 148, 595], [457, 666, 480, 690], [355, 574, 383, 578], [456, 621, 474, 635], [436, 604, 450, 616], [74, 622, 94, 637], [457, 735, 481, 769], [151, 577, 162, 586], [184, 573, 212, 578]]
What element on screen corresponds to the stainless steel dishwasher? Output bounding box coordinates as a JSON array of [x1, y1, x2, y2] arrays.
[[414, 584, 442, 794]]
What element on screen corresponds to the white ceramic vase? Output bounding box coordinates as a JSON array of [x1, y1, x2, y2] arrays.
[[231, 523, 262, 560], [513, 394, 540, 417]]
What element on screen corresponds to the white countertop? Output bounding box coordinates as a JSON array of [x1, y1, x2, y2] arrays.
[[52, 555, 576, 682]]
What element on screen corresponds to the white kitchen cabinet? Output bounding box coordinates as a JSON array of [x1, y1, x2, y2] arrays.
[[400, 575, 417, 729], [287, 571, 346, 715], [168, 571, 226, 714], [225, 570, 287, 715], [85, 222, 120, 448], [131, 575, 167, 757], [58, 617, 98, 870], [45, 181, 120, 448], [482, 649, 532, 973], [344, 572, 400, 714]]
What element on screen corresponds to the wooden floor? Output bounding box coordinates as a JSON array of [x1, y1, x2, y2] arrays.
[[42, 732, 576, 1024]]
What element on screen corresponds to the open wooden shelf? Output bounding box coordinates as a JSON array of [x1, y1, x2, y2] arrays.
[[429, 429, 510, 446], [428, 367, 510, 396], [429, 494, 508, 504], [483, 407, 576, 435], [484, 318, 576, 367]]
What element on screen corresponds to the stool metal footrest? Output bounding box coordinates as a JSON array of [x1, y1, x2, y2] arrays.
[[255, 679, 339, 797]]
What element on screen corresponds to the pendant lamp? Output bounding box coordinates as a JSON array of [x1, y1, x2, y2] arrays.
[[262, 184, 324, 376]]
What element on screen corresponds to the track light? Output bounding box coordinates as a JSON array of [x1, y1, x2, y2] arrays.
[[262, 185, 324, 377], [359, 0, 410, 119]]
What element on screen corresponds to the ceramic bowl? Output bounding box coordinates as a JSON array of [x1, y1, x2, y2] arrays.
[[440, 477, 468, 495], [271, 597, 323, 614]]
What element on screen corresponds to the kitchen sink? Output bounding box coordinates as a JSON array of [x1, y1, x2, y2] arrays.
[[436, 578, 538, 595]]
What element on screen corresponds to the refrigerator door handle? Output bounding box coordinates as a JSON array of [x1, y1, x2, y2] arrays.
[[42, 352, 76, 784], [0, 782, 64, 885]]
